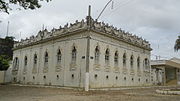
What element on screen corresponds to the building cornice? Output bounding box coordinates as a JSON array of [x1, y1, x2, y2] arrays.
[[13, 28, 87, 50], [13, 17, 152, 51], [91, 29, 152, 51]]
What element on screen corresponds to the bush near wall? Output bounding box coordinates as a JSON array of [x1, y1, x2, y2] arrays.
[[0, 55, 9, 71]]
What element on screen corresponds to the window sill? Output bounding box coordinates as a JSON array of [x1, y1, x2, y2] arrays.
[[43, 68, 48, 73], [32, 68, 37, 74], [70, 63, 77, 71]]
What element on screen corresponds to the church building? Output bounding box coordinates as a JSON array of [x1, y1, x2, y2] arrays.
[[12, 8, 152, 90]]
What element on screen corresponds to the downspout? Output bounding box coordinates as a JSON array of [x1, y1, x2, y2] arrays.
[[85, 35, 90, 91]]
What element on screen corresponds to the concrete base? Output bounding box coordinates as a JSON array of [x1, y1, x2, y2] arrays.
[[85, 73, 89, 91], [156, 89, 180, 95], [178, 82, 180, 85]]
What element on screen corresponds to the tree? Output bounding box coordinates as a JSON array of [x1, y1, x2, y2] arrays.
[[0, 0, 51, 14], [0, 36, 14, 71], [174, 36, 180, 51], [0, 36, 14, 60], [0, 55, 9, 71]]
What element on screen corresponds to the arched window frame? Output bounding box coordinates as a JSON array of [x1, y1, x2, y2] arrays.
[[13, 57, 19, 70], [72, 46, 77, 63], [34, 54, 37, 65], [57, 49, 62, 64], [123, 53, 126, 66], [144, 58, 149, 70], [44, 51, 48, 65], [114, 51, 118, 66], [130, 55, 134, 68], [23, 56, 28, 72], [24, 56, 28, 66], [105, 48, 110, 65], [94, 46, 100, 64], [137, 57, 140, 69]]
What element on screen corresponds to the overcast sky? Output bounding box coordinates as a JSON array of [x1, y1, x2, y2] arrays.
[[0, 0, 179, 60]]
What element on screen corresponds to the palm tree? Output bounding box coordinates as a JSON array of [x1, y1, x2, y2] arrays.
[[174, 36, 180, 51]]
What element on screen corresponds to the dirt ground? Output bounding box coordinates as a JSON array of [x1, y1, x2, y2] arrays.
[[0, 85, 180, 101]]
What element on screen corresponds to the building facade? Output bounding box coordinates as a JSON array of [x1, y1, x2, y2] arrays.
[[12, 16, 152, 89]]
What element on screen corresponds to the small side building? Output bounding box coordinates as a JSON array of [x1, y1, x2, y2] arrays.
[[151, 58, 180, 85]]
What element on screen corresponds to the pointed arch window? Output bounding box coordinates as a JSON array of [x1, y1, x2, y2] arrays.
[[24, 56, 28, 66], [130, 55, 134, 68], [34, 54, 37, 65], [72, 46, 77, 63], [13, 57, 19, 70], [44, 52, 48, 64], [137, 57, 140, 69], [95, 46, 100, 64], [23, 56, 28, 72], [114, 51, 118, 66], [123, 53, 126, 66], [105, 48, 110, 65], [144, 58, 149, 69], [57, 49, 62, 64]]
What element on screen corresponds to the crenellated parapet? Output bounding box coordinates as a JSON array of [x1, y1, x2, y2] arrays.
[[91, 19, 151, 50], [13, 17, 151, 50], [13, 19, 87, 49]]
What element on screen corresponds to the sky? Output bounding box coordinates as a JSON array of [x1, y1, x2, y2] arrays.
[[0, 0, 179, 60]]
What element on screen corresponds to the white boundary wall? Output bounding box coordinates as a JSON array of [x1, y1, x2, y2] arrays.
[[0, 71, 5, 83]]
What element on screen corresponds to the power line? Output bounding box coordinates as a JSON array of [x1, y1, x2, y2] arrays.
[[113, 0, 133, 11], [101, 0, 135, 19], [96, 0, 113, 20]]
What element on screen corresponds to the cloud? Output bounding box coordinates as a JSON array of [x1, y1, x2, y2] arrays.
[[0, 0, 179, 59]]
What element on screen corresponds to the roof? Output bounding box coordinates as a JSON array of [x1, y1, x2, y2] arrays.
[[151, 59, 180, 69], [170, 57, 180, 64], [13, 16, 152, 51]]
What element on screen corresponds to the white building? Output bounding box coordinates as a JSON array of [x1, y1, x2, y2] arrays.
[[151, 58, 180, 85], [11, 11, 152, 90]]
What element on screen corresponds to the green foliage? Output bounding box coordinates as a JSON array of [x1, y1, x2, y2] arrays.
[[0, 36, 15, 60], [0, 55, 10, 71], [174, 36, 180, 52], [0, 0, 51, 14], [0, 37, 15, 71], [5, 36, 15, 41]]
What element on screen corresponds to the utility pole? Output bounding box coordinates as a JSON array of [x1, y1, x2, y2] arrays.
[[6, 21, 9, 37], [85, 5, 91, 92], [19, 32, 22, 41], [42, 24, 45, 31]]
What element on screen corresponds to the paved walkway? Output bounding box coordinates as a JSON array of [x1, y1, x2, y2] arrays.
[[0, 84, 180, 101]]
